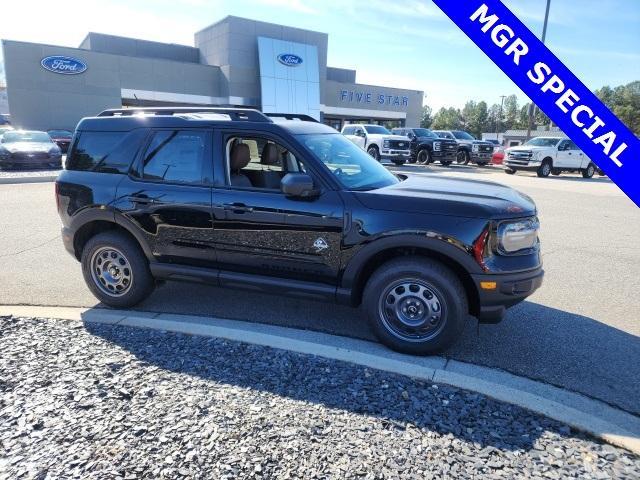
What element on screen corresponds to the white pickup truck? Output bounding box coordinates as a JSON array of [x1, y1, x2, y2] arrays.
[[341, 124, 411, 165], [504, 137, 597, 178]]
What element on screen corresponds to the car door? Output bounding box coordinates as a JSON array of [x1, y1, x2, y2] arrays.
[[211, 130, 345, 285], [115, 128, 216, 267], [555, 139, 576, 168]]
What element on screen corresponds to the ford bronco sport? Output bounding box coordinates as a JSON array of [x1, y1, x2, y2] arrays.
[[56, 107, 543, 354]]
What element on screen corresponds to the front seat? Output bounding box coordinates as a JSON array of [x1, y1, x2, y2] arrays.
[[252, 143, 282, 189], [229, 143, 252, 187]]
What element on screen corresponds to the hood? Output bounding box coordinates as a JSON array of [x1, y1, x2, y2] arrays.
[[3, 142, 54, 153], [382, 134, 410, 141], [354, 175, 536, 219], [507, 145, 549, 152]]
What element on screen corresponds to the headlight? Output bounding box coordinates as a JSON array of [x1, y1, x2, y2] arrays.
[[383, 140, 390, 148], [472, 144, 479, 152], [433, 141, 441, 151], [498, 218, 539, 253]]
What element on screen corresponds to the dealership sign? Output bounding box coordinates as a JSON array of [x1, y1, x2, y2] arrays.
[[340, 90, 409, 107], [41, 56, 87, 75], [432, 0, 640, 207], [277, 53, 303, 67]]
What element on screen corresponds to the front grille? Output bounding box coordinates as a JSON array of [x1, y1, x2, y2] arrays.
[[443, 142, 457, 152], [388, 140, 409, 150], [11, 152, 50, 161], [507, 151, 533, 166], [478, 144, 493, 153]]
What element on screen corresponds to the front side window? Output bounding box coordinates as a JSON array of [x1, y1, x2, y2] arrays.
[[343, 126, 355, 135], [363, 125, 391, 135], [67, 130, 146, 174], [142, 130, 207, 184], [299, 133, 399, 191]]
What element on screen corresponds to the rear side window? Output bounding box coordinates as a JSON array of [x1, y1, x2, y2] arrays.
[[67, 130, 146, 174], [142, 130, 207, 184]]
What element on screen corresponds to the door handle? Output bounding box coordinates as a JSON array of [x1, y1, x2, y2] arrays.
[[223, 202, 254, 213], [127, 195, 158, 205]]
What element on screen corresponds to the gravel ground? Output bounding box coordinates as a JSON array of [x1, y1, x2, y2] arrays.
[[1, 316, 638, 480]]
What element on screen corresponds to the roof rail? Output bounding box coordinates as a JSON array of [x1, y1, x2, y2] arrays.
[[97, 107, 272, 123], [265, 113, 319, 123]]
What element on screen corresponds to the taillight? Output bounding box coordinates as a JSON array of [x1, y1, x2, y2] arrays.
[[472, 226, 490, 271]]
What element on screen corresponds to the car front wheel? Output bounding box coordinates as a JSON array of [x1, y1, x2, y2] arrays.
[[81, 231, 155, 308], [537, 160, 552, 177], [416, 148, 431, 165], [363, 257, 467, 355], [456, 150, 470, 164], [367, 145, 380, 161]]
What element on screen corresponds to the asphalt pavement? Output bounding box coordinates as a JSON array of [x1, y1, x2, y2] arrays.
[[0, 164, 638, 415]]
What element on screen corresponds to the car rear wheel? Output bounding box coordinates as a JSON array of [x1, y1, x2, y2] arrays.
[[582, 163, 596, 178], [367, 145, 380, 161], [81, 231, 154, 308], [416, 148, 431, 165], [537, 160, 552, 177], [363, 257, 467, 355]]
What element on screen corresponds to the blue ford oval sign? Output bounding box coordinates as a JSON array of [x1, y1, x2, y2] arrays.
[[277, 53, 303, 67], [41, 56, 87, 75]]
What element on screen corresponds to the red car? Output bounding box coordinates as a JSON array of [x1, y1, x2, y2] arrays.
[[47, 129, 73, 153], [492, 146, 505, 165]]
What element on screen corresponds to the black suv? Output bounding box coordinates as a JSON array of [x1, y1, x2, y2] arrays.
[[56, 108, 543, 354], [392, 127, 458, 166]]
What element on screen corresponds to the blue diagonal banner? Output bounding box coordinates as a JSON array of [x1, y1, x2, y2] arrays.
[[431, 0, 640, 207]]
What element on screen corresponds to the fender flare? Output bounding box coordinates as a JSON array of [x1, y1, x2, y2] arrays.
[[341, 232, 483, 291]]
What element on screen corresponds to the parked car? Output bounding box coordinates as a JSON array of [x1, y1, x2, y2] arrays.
[[391, 127, 457, 165], [47, 129, 73, 153], [432, 130, 494, 165], [56, 107, 543, 355], [492, 146, 505, 165], [504, 137, 597, 178], [341, 124, 410, 165], [0, 130, 62, 169]]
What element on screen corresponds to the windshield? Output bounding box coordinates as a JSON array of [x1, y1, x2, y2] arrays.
[[524, 137, 562, 147], [412, 128, 437, 138], [1, 131, 52, 143], [452, 131, 475, 140], [298, 133, 399, 191], [48, 130, 72, 138], [364, 125, 391, 135]]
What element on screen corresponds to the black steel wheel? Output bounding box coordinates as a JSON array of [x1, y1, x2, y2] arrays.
[[363, 257, 467, 355], [367, 145, 380, 161]]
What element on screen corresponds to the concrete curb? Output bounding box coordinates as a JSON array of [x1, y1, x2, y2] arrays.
[[0, 175, 57, 185], [2, 304, 639, 454]]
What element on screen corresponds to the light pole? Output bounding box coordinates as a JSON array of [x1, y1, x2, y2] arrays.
[[526, 0, 551, 141], [496, 95, 506, 140]]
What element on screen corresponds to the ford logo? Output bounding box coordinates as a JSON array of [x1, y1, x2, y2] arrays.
[[277, 53, 303, 67], [41, 56, 87, 75]]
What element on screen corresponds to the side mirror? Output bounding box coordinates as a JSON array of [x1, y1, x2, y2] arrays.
[[281, 173, 318, 198]]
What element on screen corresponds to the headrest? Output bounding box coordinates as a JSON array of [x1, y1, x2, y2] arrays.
[[261, 143, 280, 166], [230, 143, 251, 171]]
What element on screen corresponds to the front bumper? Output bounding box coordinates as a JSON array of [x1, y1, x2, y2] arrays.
[[471, 151, 494, 163], [382, 150, 411, 158], [471, 266, 544, 323], [504, 161, 541, 171]]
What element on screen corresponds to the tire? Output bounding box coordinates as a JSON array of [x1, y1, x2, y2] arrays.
[[456, 150, 470, 165], [537, 160, 552, 177], [367, 145, 380, 161], [416, 148, 431, 165], [505, 168, 516, 175], [81, 231, 155, 308], [363, 257, 467, 355], [582, 163, 595, 178]]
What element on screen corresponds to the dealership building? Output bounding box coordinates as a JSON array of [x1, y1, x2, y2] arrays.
[[0, 16, 423, 132]]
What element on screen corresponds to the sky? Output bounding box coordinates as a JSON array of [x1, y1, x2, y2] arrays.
[[0, 0, 638, 110]]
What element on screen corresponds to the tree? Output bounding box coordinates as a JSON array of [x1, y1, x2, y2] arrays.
[[596, 81, 640, 134], [420, 105, 433, 128], [503, 94, 519, 130], [431, 107, 463, 130]]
